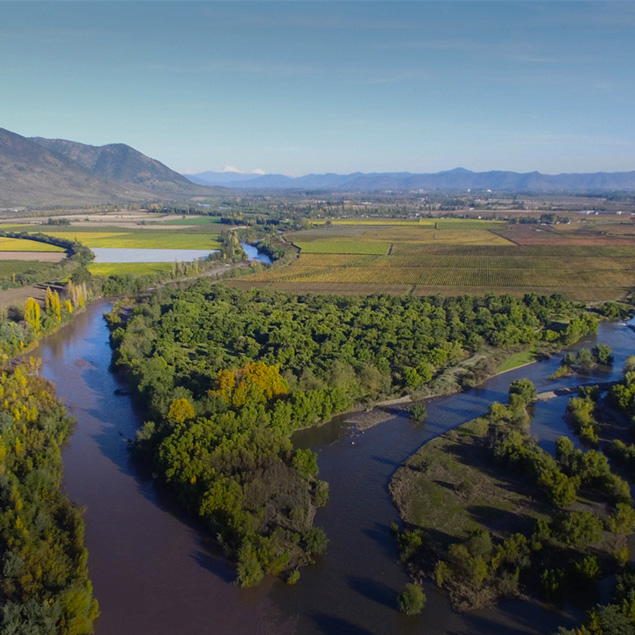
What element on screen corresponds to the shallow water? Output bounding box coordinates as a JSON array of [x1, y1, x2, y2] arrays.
[[32, 313, 635, 634], [241, 242, 273, 265]]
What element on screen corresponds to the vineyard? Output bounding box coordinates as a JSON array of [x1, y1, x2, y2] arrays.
[[292, 240, 391, 255], [246, 261, 633, 289], [311, 218, 505, 229], [238, 222, 635, 301]]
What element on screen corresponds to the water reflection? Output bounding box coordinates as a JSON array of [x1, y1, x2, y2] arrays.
[[240, 242, 273, 264]]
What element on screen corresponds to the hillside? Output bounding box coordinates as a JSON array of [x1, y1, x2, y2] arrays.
[[0, 127, 210, 208], [31, 137, 198, 197]]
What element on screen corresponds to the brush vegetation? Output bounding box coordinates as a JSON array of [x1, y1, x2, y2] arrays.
[[391, 379, 635, 613]]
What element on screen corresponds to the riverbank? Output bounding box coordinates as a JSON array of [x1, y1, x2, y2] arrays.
[[390, 382, 633, 615], [0, 359, 99, 633]]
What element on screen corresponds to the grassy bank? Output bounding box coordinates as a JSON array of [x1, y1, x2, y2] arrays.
[[390, 381, 635, 613]]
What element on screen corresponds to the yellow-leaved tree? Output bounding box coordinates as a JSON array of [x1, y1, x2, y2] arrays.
[[209, 362, 288, 407], [25, 298, 41, 334], [167, 397, 196, 424]]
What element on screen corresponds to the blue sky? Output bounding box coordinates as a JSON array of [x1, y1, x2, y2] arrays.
[[1, 2, 634, 175]]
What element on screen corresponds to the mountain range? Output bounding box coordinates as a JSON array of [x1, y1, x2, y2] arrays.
[[2, 125, 635, 208], [0, 127, 208, 207], [185, 170, 267, 187], [185, 167, 635, 193]]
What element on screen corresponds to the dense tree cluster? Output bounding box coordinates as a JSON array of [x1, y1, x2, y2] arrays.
[[567, 395, 601, 446], [110, 283, 592, 407], [557, 346, 614, 376], [0, 361, 98, 634], [108, 283, 594, 585]]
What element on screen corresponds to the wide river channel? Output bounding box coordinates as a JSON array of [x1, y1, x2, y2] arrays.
[[30, 303, 635, 635]]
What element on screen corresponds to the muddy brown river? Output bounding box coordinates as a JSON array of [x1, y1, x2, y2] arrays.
[[31, 301, 635, 634]]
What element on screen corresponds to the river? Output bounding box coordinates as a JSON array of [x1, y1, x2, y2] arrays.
[[241, 242, 273, 265], [31, 306, 634, 634]]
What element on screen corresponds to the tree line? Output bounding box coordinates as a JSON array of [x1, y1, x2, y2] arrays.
[[0, 360, 98, 633]]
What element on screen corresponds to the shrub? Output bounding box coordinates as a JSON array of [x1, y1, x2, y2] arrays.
[[303, 527, 328, 558], [593, 344, 614, 365], [541, 568, 565, 601], [508, 379, 537, 407], [398, 582, 426, 615], [398, 529, 425, 562], [410, 402, 427, 422], [554, 511, 603, 547]]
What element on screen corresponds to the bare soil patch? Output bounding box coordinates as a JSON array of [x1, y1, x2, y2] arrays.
[[0, 251, 66, 262]]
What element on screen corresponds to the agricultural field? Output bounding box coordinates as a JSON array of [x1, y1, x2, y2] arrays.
[[293, 241, 391, 255], [86, 262, 173, 276], [0, 225, 222, 250], [312, 218, 505, 229], [0, 237, 65, 252], [231, 219, 635, 301], [495, 223, 635, 246], [0, 261, 53, 277], [157, 216, 222, 226]]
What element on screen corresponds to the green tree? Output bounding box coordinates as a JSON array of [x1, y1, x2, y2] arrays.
[[398, 582, 426, 615], [508, 379, 537, 407], [593, 344, 614, 365], [410, 402, 427, 422]]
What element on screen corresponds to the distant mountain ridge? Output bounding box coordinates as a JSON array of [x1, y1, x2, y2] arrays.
[[0, 127, 209, 207], [185, 170, 268, 187], [186, 166, 635, 192]]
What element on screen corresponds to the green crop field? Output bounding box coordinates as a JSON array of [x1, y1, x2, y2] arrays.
[[159, 216, 222, 225], [0, 261, 52, 276], [2, 227, 222, 250], [87, 262, 174, 276], [0, 238, 65, 252], [83, 233, 222, 250]]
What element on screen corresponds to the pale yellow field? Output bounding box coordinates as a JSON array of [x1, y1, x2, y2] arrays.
[[87, 262, 173, 276], [27, 231, 128, 244]]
